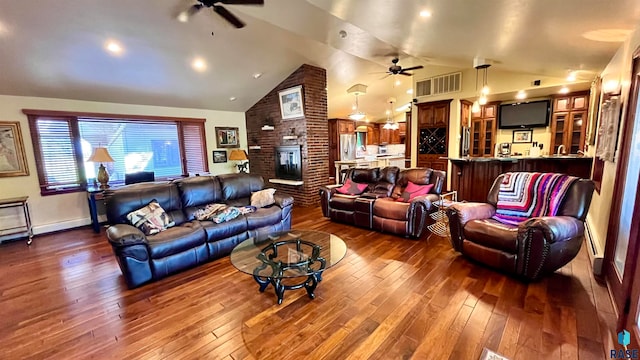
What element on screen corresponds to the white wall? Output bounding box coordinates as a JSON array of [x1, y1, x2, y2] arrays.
[[584, 27, 640, 254], [0, 95, 246, 237]]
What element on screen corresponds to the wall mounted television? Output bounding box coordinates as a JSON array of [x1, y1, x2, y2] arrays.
[[498, 100, 551, 129]]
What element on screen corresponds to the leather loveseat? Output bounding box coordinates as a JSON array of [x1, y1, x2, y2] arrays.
[[446, 173, 594, 280], [319, 167, 446, 238], [104, 173, 294, 288]]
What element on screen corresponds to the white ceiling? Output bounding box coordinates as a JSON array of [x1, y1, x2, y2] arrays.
[[0, 0, 638, 121]]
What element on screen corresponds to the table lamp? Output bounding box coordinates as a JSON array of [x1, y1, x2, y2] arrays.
[[88, 147, 115, 189], [229, 149, 249, 173]]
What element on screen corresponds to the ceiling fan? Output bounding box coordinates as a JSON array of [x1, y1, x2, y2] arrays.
[[383, 58, 424, 78], [177, 0, 264, 29]]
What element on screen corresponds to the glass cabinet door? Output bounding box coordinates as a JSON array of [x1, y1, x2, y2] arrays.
[[569, 111, 586, 153], [470, 120, 482, 157], [483, 119, 494, 156], [552, 113, 568, 154]]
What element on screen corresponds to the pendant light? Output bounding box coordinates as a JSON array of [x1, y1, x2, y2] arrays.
[[348, 84, 368, 121], [383, 97, 399, 130], [473, 58, 491, 111]]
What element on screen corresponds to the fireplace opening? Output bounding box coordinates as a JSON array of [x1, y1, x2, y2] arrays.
[[275, 145, 302, 181]]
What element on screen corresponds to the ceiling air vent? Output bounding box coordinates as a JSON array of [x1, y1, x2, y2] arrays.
[[416, 72, 462, 97], [416, 79, 432, 96]]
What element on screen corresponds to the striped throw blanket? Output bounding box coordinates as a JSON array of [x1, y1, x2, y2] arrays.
[[492, 172, 578, 225]]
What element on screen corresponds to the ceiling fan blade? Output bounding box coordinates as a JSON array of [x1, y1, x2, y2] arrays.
[[398, 72, 413, 76], [218, 0, 264, 4], [400, 65, 424, 72], [380, 74, 392, 80], [213, 5, 245, 28]]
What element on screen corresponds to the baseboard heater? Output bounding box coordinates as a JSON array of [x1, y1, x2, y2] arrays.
[[585, 221, 604, 276]]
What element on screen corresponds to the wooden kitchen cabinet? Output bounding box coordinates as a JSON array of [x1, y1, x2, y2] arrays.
[[338, 119, 355, 133], [469, 102, 498, 157], [379, 124, 390, 144], [417, 100, 451, 171], [550, 91, 589, 154]]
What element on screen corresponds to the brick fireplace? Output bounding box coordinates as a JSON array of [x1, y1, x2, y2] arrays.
[[245, 64, 329, 207]]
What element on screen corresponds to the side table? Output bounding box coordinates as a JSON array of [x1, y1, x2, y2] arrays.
[[427, 191, 458, 239], [0, 196, 33, 245]]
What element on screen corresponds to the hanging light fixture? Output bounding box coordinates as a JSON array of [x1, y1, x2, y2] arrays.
[[473, 58, 491, 111], [347, 84, 367, 121], [383, 97, 399, 130]]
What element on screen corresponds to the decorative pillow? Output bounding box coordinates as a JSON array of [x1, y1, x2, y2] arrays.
[[126, 200, 175, 236], [397, 182, 434, 202], [335, 178, 368, 195], [251, 188, 276, 208], [210, 207, 241, 224]]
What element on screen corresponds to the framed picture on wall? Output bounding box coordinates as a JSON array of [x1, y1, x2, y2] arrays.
[[0, 121, 29, 177], [212, 150, 227, 163], [278, 85, 305, 120], [512, 129, 533, 143], [215, 127, 239, 148]]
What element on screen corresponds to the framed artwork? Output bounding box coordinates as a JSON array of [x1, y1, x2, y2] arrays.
[[278, 85, 305, 120], [512, 129, 533, 143], [215, 127, 239, 148], [0, 121, 29, 177], [212, 150, 227, 163]]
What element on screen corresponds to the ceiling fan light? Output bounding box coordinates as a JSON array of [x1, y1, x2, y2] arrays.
[[177, 11, 189, 23]]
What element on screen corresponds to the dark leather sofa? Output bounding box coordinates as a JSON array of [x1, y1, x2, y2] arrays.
[[319, 167, 446, 238], [446, 173, 594, 280], [104, 173, 294, 288]]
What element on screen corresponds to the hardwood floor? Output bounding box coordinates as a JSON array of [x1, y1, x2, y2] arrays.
[[0, 207, 618, 359]]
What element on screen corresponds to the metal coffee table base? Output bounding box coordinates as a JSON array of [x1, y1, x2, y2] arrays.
[[253, 272, 323, 305]]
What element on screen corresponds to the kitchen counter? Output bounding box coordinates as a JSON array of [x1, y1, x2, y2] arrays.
[[446, 155, 593, 202]]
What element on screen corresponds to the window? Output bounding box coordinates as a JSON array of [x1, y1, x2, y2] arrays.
[[25, 110, 208, 195]]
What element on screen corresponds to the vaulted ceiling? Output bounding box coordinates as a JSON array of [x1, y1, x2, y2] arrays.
[[1, 0, 639, 121]]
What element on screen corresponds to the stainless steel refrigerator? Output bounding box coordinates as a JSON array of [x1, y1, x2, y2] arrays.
[[339, 133, 356, 160]]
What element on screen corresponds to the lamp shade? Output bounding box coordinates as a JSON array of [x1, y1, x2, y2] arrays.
[[87, 147, 114, 163], [229, 149, 248, 161]]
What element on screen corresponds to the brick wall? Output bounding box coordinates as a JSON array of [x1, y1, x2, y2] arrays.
[[245, 64, 328, 207]]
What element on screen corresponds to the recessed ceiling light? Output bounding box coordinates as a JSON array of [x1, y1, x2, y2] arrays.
[[582, 29, 632, 42], [515, 90, 527, 100], [419, 10, 432, 18], [229, 97, 237, 101], [253, 73, 262, 79], [566, 71, 577, 82], [105, 40, 123, 55], [559, 86, 570, 94], [192, 58, 207, 71], [406, 89, 413, 94]]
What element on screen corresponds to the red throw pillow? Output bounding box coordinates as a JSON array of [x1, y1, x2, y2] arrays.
[[397, 181, 434, 202], [335, 178, 368, 195]]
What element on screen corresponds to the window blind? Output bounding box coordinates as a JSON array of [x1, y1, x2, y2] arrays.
[[27, 112, 208, 196]]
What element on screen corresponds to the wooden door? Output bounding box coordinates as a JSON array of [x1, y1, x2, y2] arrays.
[[605, 52, 640, 330]]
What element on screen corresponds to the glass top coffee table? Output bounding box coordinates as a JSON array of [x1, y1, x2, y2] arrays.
[[230, 229, 347, 305]]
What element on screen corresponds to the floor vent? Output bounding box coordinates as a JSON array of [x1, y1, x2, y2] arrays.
[[416, 72, 462, 97]]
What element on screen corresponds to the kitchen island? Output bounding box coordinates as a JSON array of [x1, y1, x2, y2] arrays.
[[446, 156, 594, 202], [334, 155, 405, 184]]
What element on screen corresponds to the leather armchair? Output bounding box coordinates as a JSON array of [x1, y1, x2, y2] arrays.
[[446, 173, 595, 280], [372, 168, 447, 238]]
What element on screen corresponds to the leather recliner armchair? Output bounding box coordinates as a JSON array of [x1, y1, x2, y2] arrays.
[[446, 173, 595, 280]]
